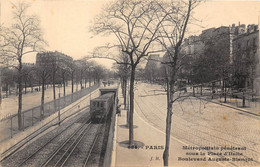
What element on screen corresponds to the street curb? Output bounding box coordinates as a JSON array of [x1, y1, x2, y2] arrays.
[[196, 96, 260, 117], [111, 111, 118, 167]]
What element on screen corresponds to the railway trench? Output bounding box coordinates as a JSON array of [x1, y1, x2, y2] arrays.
[[0, 86, 118, 167]]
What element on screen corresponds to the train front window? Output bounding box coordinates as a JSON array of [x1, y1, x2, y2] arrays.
[[100, 102, 104, 107]]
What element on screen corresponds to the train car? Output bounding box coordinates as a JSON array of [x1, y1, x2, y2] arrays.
[[90, 92, 115, 123]]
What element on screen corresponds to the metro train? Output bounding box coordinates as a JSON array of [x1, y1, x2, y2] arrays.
[[90, 88, 117, 123]]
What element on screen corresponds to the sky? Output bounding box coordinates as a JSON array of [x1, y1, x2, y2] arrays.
[[0, 0, 259, 68]]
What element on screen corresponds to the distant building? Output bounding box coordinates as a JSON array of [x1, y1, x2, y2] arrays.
[[182, 35, 204, 58], [36, 51, 73, 84], [232, 24, 259, 93], [146, 54, 161, 68], [200, 27, 216, 42], [144, 54, 163, 82], [36, 51, 73, 70]]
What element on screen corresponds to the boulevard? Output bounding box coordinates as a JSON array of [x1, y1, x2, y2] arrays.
[[133, 82, 260, 166]]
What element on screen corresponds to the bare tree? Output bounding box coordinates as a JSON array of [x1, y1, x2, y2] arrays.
[[91, 0, 175, 146], [74, 60, 86, 90], [154, 0, 199, 165], [35, 64, 51, 119], [0, 3, 46, 130], [112, 52, 130, 126], [113, 52, 130, 110]]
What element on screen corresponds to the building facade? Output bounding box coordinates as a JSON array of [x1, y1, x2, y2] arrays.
[[36, 51, 73, 69], [36, 51, 73, 84], [144, 54, 163, 82], [232, 24, 259, 93]]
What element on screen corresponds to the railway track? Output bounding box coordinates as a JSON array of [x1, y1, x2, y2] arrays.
[[1, 88, 100, 163], [19, 114, 92, 167], [1, 109, 108, 167], [1, 86, 116, 167], [40, 116, 106, 167]]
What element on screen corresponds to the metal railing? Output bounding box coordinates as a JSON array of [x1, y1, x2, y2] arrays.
[[0, 84, 99, 143], [191, 86, 260, 113]]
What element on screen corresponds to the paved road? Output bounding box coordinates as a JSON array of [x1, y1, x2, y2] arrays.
[[134, 82, 260, 167]]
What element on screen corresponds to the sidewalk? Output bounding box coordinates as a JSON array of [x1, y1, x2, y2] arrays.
[[111, 86, 222, 167]]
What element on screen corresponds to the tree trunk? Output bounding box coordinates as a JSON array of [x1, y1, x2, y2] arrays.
[[71, 72, 74, 93], [18, 60, 23, 130], [89, 75, 91, 87], [163, 77, 173, 166], [242, 91, 246, 107], [63, 74, 66, 97], [251, 78, 254, 101], [123, 77, 127, 110], [212, 82, 215, 99], [80, 81, 83, 90], [200, 84, 202, 95], [224, 80, 227, 103], [6, 83, 8, 98], [9, 86, 11, 97], [129, 66, 135, 146], [52, 71, 56, 112], [80, 71, 83, 89], [40, 74, 45, 119], [38, 81, 41, 92], [24, 81, 27, 94]]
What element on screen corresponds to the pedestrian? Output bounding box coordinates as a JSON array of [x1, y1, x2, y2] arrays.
[[117, 104, 121, 117]]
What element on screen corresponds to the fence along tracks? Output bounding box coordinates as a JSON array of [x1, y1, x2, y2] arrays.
[[0, 84, 99, 143], [7, 113, 106, 167], [1, 87, 100, 162]]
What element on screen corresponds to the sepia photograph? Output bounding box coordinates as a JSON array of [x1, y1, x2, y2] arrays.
[[0, 0, 260, 166]]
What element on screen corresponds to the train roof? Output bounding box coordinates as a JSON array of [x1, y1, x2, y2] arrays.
[[91, 92, 114, 101], [99, 88, 118, 92], [99, 88, 118, 96]]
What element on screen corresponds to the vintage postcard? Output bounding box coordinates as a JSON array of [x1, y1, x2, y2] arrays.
[[0, 0, 259, 167]]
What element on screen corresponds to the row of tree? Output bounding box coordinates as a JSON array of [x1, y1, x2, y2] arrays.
[[0, 3, 109, 130], [91, 0, 199, 165], [144, 27, 258, 95]]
